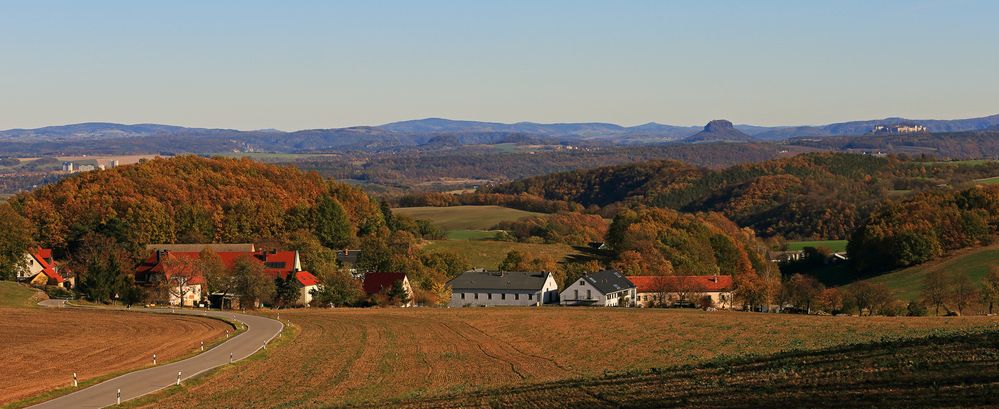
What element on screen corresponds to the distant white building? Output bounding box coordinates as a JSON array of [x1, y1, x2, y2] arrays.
[[560, 270, 636, 307], [872, 124, 927, 134], [448, 270, 559, 307]]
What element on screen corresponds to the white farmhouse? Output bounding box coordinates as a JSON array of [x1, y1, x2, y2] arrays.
[[560, 270, 637, 307], [448, 270, 559, 307]]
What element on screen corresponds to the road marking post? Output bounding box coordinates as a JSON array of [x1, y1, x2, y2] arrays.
[[226, 330, 229, 339], [229, 352, 233, 364], [116, 389, 121, 405], [177, 371, 181, 386], [73, 372, 77, 387], [153, 353, 157, 365], [201, 341, 204, 351]]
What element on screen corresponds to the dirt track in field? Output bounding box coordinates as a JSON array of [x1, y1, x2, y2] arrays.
[[0, 307, 228, 405], [131, 308, 997, 409]]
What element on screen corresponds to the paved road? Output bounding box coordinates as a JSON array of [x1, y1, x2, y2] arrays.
[[29, 305, 283, 409], [37, 299, 67, 308]]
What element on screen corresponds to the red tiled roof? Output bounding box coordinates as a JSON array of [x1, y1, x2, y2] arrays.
[[32, 248, 63, 284], [629, 275, 734, 293], [362, 272, 406, 295], [295, 271, 319, 287], [262, 251, 297, 274]]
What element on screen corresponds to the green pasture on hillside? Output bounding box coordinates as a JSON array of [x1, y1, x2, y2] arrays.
[[858, 247, 999, 301], [393, 205, 544, 231], [423, 240, 580, 270]]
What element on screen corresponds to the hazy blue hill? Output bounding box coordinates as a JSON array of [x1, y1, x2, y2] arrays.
[[684, 120, 755, 142]]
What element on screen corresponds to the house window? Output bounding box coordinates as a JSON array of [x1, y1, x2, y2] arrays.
[[587, 290, 592, 299], [528, 293, 533, 300], [501, 293, 506, 300], [488, 293, 492, 300], [461, 293, 466, 299], [515, 293, 519, 300], [574, 289, 579, 299], [474, 293, 479, 300]]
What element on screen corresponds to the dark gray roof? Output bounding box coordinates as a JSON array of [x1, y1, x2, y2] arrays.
[[582, 270, 636, 294], [448, 271, 551, 291]]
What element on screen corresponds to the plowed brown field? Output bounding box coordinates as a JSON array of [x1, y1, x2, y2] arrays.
[[0, 307, 229, 405], [132, 308, 997, 408]]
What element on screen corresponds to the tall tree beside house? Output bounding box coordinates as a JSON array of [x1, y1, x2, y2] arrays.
[[71, 233, 131, 303], [232, 256, 275, 309], [784, 274, 824, 314], [386, 279, 411, 306], [311, 269, 362, 307], [273, 273, 302, 308], [199, 248, 235, 309], [314, 195, 353, 250], [0, 203, 34, 281]]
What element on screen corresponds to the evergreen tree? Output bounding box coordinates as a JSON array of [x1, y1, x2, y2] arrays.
[[314, 195, 353, 249]]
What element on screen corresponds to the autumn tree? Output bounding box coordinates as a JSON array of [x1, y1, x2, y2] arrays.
[[922, 269, 951, 315], [847, 281, 893, 316], [784, 274, 824, 314], [981, 267, 999, 315], [0, 203, 34, 281], [232, 256, 274, 309], [950, 273, 978, 315]]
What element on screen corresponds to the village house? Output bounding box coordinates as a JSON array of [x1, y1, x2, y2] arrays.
[[134, 243, 318, 307], [447, 270, 559, 307], [18, 248, 70, 288], [629, 275, 734, 309], [362, 272, 414, 307], [559, 270, 637, 307]]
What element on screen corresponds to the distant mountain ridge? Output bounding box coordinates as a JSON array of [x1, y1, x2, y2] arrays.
[[2, 114, 998, 154]]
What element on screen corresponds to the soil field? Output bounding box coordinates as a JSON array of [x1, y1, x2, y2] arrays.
[[131, 308, 997, 408], [393, 206, 544, 231], [0, 308, 229, 405], [400, 329, 999, 408]]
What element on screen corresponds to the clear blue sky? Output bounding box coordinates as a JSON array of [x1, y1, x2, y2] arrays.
[[1, 0, 996, 130]]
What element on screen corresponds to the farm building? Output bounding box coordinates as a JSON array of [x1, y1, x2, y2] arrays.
[[559, 270, 636, 307], [18, 248, 71, 288], [135, 244, 317, 307], [448, 270, 559, 307], [362, 272, 414, 307], [629, 275, 734, 309]]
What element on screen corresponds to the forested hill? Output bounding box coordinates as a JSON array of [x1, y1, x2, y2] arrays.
[[8, 156, 383, 254], [486, 153, 999, 240]]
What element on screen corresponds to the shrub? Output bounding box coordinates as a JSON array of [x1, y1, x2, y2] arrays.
[[907, 300, 928, 316]]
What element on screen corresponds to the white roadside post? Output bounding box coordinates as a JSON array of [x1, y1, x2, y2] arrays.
[[72, 372, 77, 387], [177, 371, 181, 386], [201, 341, 204, 351], [229, 352, 233, 364], [152, 354, 157, 365], [116, 389, 121, 405]]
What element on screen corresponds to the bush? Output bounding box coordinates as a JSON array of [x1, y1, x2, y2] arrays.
[[906, 300, 928, 316], [879, 299, 907, 317], [43, 285, 74, 299]]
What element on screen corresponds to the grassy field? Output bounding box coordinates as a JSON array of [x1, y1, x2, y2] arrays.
[[423, 240, 579, 269], [857, 245, 999, 302], [974, 176, 999, 185], [786, 239, 848, 253], [393, 206, 544, 231], [0, 281, 46, 308], [444, 230, 500, 240], [128, 308, 998, 408]]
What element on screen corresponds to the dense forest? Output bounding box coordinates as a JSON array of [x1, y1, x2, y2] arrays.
[[849, 185, 999, 275], [486, 153, 999, 240], [286, 143, 781, 192]]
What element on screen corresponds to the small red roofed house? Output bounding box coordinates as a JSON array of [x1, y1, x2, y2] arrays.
[[19, 248, 68, 288], [362, 272, 413, 307], [629, 275, 734, 309]]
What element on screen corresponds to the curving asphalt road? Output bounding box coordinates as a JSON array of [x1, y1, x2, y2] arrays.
[[29, 304, 283, 409]]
